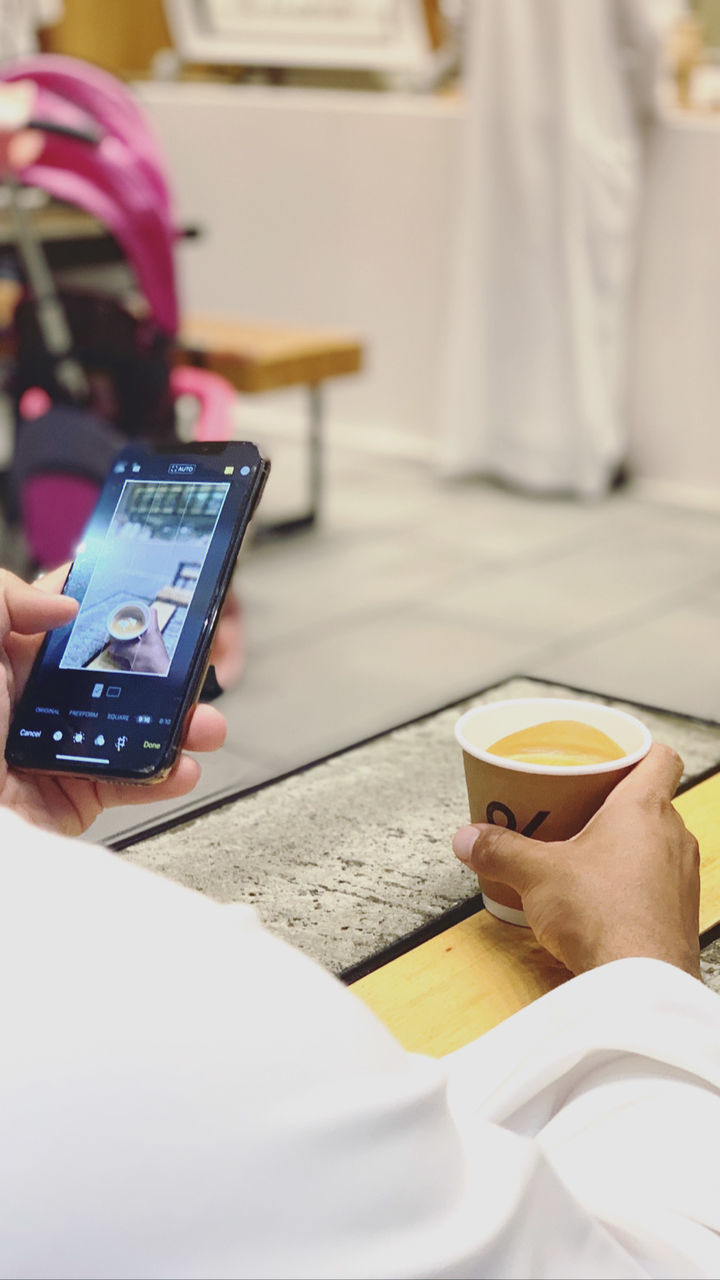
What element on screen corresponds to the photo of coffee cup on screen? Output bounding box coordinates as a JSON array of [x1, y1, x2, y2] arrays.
[[59, 478, 230, 677], [106, 602, 150, 642]]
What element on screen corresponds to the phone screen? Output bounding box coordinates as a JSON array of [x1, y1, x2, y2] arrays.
[[6, 440, 268, 782]]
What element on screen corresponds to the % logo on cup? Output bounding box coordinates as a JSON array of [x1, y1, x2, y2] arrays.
[[485, 801, 550, 838]]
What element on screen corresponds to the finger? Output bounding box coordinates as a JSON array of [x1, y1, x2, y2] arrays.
[[32, 563, 71, 595], [452, 821, 544, 893], [107, 640, 132, 660], [0, 570, 77, 637], [182, 703, 227, 753], [5, 630, 49, 697], [602, 741, 684, 806], [96, 754, 202, 809]]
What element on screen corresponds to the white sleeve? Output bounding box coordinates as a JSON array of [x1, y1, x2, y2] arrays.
[[0, 808, 718, 1279], [446, 958, 720, 1277]]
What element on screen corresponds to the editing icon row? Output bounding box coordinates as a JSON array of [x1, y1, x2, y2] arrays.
[[52, 730, 127, 750]]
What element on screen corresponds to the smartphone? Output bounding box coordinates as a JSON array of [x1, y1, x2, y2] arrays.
[[6, 440, 269, 784]]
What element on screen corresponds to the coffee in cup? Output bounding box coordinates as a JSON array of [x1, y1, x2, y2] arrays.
[[485, 719, 625, 768], [107, 601, 150, 642], [455, 698, 652, 925]]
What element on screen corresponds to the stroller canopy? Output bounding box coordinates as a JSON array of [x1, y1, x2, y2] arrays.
[[0, 55, 179, 335]]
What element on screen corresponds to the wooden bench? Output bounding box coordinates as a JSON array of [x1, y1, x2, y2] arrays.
[[178, 316, 364, 534]]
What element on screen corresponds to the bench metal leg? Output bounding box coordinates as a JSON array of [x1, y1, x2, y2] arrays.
[[308, 381, 322, 519], [257, 381, 323, 539]]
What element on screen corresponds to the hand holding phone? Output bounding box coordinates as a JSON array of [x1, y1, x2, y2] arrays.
[[0, 565, 227, 836], [5, 440, 269, 794]]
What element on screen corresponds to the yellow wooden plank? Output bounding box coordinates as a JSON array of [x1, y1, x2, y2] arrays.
[[353, 771, 720, 1057], [352, 911, 570, 1058], [674, 771, 720, 934]]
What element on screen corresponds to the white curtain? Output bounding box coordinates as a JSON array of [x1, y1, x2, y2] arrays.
[[437, 0, 676, 497]]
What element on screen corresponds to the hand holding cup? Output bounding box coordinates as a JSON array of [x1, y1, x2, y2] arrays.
[[453, 742, 701, 978], [454, 698, 653, 925]]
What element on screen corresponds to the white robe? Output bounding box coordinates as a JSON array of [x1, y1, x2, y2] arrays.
[[0, 0, 63, 58], [0, 805, 719, 1278], [437, 0, 674, 497]]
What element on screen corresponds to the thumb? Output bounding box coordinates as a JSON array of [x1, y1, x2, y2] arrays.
[[0, 572, 77, 638], [452, 822, 544, 894]]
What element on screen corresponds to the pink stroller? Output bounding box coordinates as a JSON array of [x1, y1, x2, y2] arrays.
[[0, 54, 237, 572]]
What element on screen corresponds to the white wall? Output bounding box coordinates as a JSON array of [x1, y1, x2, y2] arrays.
[[136, 82, 720, 500], [627, 111, 720, 505], [135, 82, 460, 452]]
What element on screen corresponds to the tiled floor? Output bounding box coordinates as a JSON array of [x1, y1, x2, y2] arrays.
[[62, 423, 720, 847]]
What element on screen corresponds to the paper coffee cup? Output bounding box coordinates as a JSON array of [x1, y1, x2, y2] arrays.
[[107, 601, 150, 642], [454, 698, 652, 926]]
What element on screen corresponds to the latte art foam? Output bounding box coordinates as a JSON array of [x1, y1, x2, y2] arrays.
[[486, 719, 625, 768]]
